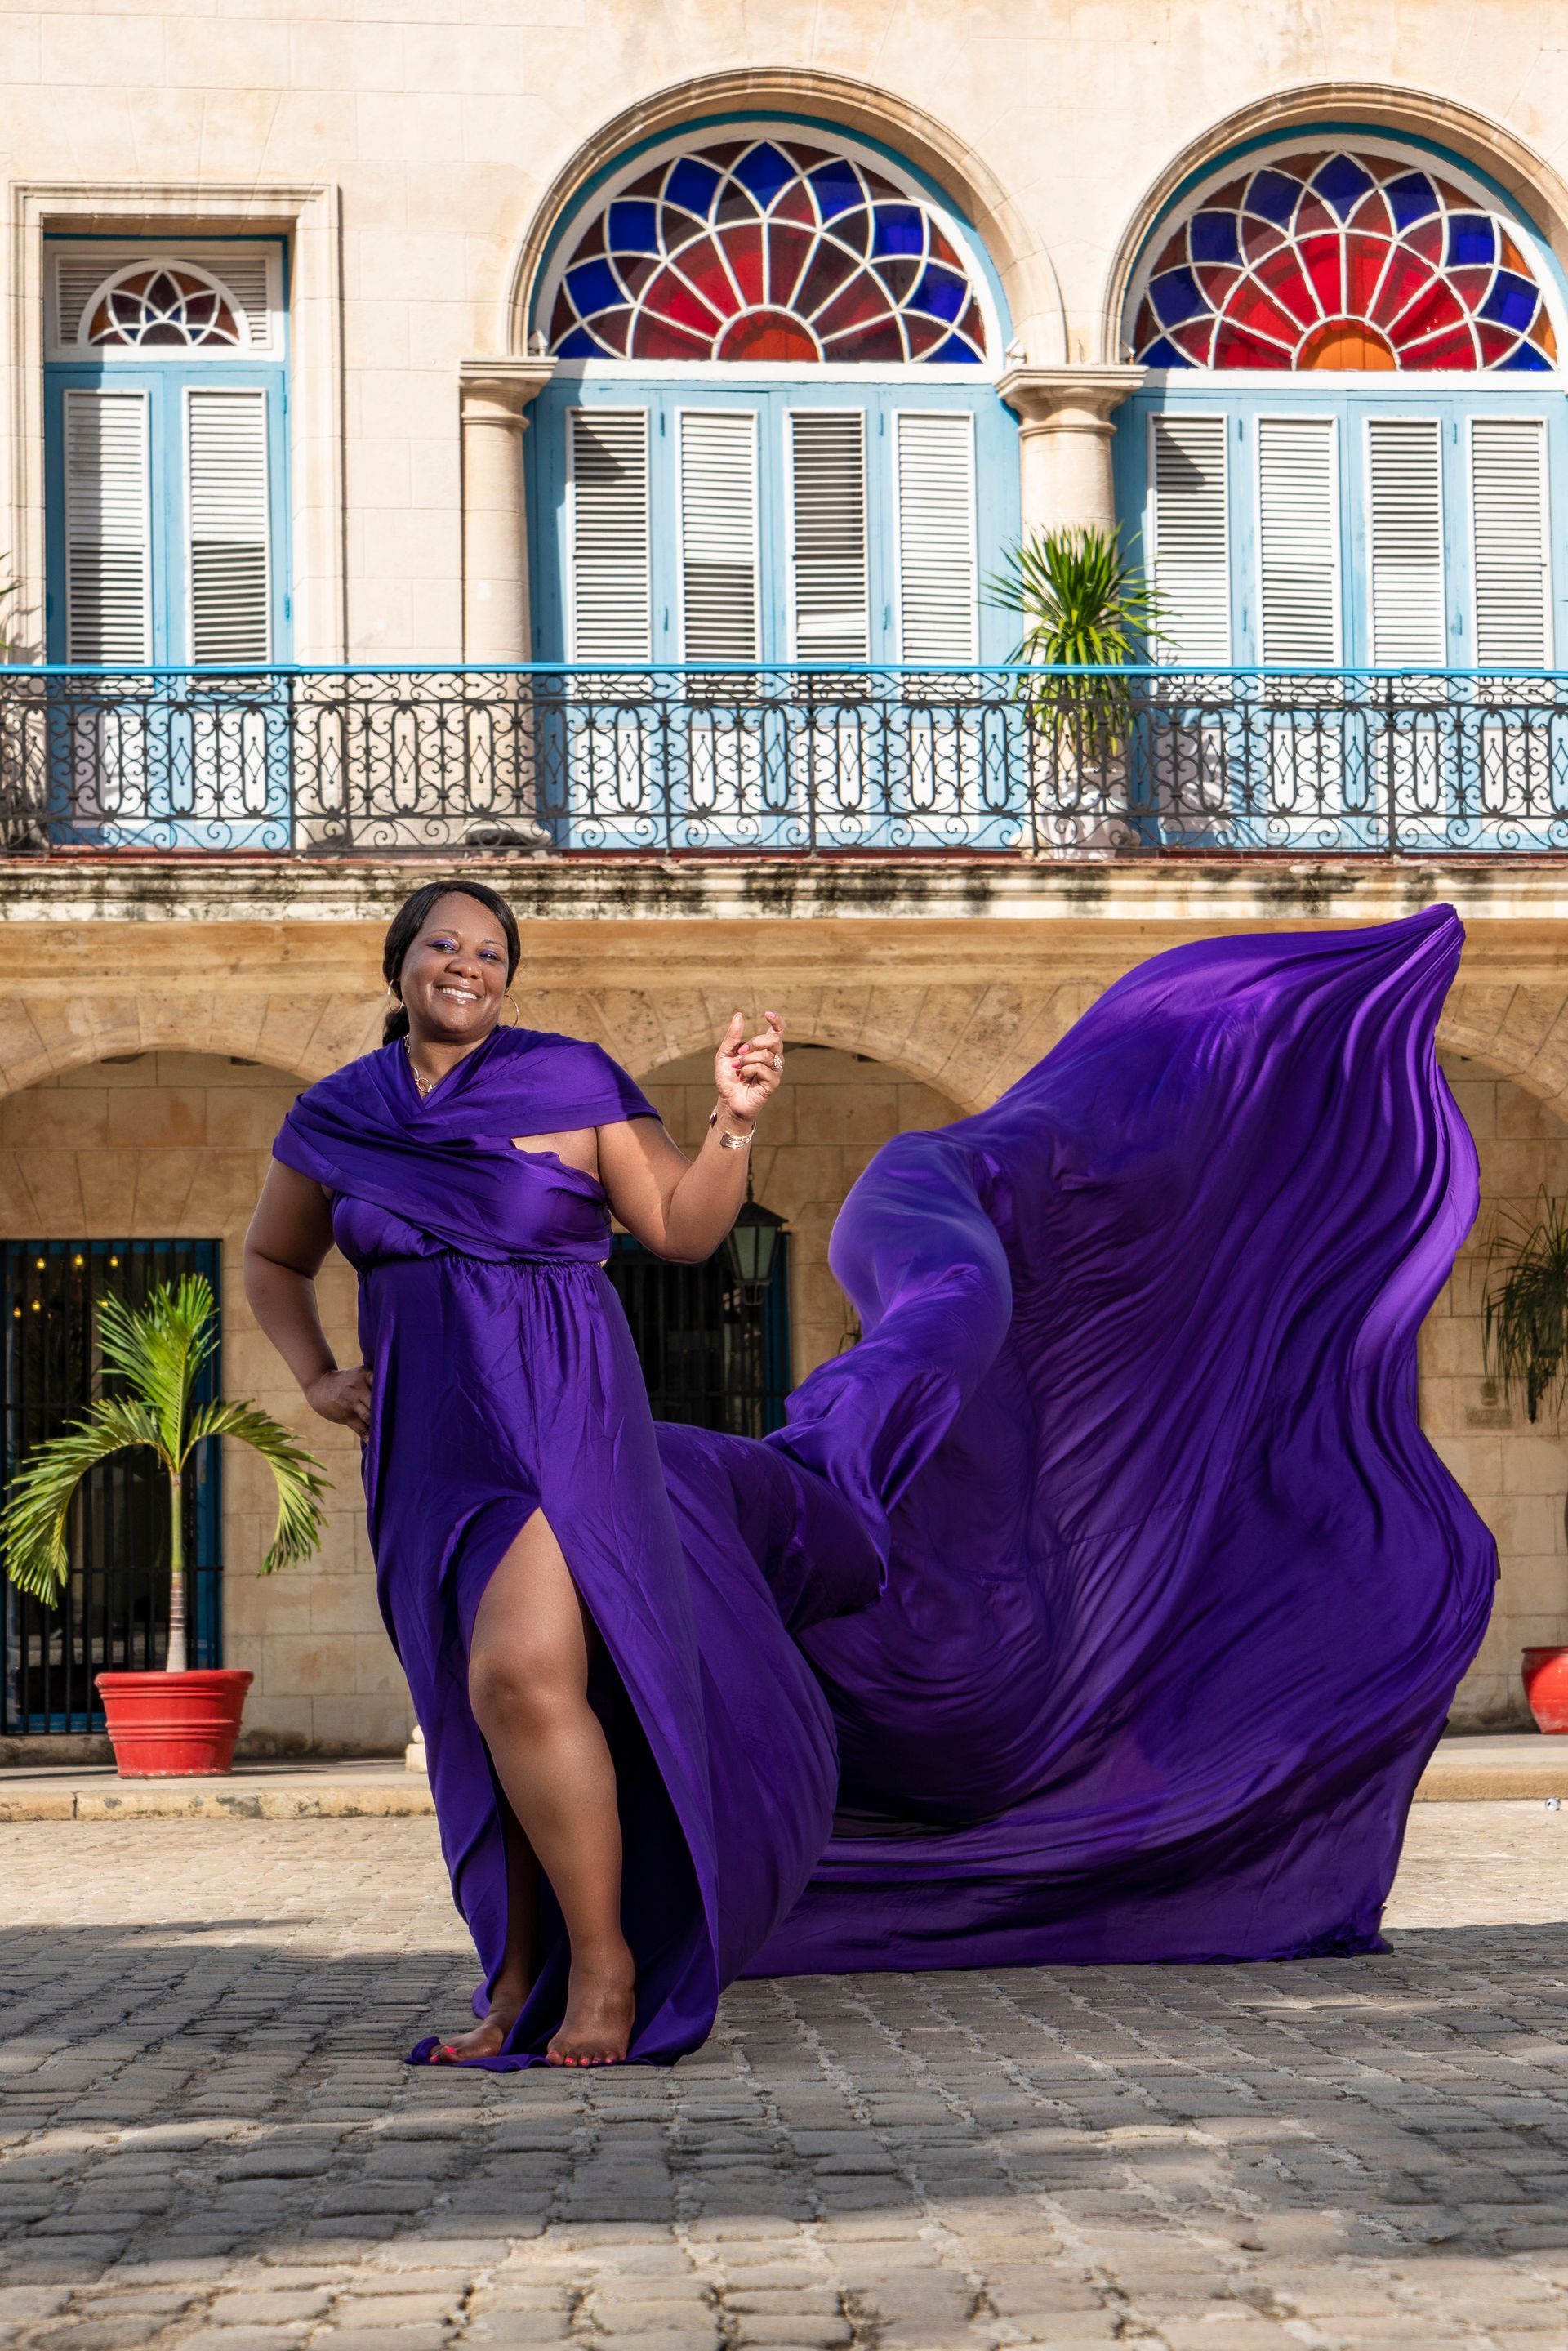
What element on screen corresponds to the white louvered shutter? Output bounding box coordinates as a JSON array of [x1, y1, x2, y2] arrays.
[[1151, 415, 1230, 663], [186, 389, 271, 665], [1257, 416, 1340, 664], [896, 412, 978, 662], [1367, 419, 1445, 667], [64, 390, 151, 665], [789, 413, 868, 661], [1471, 417, 1550, 667], [569, 409, 651, 662], [679, 411, 759, 662]]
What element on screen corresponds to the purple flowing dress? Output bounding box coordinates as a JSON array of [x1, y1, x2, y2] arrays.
[[274, 905, 1496, 2069]]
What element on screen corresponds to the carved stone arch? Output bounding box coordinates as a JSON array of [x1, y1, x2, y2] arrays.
[[1096, 81, 1568, 366], [0, 993, 374, 1103], [506, 65, 1065, 368]]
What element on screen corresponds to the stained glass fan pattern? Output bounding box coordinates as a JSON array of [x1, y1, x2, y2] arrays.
[[549, 136, 987, 364], [87, 267, 243, 350], [1134, 149, 1557, 372]]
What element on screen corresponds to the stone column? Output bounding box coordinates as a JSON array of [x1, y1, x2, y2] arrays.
[[997, 366, 1146, 542], [458, 359, 555, 663]]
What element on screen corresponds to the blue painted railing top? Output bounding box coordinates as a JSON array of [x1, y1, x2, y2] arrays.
[[2, 663, 1566, 855]]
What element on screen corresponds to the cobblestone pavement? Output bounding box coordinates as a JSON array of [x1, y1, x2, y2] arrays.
[[6, 1805, 1568, 2351]]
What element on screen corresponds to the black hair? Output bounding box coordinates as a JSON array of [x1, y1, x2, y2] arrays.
[[381, 880, 522, 1044]]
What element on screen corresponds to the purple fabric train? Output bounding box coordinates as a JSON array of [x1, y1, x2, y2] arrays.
[[275, 905, 1496, 2068]]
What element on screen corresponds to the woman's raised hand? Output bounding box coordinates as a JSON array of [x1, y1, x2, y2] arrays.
[[715, 1010, 785, 1128], [305, 1364, 373, 1439]]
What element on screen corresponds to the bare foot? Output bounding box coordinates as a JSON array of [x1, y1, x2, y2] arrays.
[[428, 1992, 526, 2065], [546, 1946, 635, 2068]]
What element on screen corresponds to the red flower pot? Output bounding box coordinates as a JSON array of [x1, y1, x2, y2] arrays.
[[95, 1669, 253, 1777], [1521, 1648, 1568, 1735]]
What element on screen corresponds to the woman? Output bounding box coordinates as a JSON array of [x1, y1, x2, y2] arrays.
[[250, 888, 1498, 2069], [245, 877, 799, 2066]]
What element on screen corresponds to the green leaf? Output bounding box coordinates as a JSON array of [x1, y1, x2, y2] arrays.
[[187, 1400, 330, 1574], [1482, 1188, 1568, 1423], [983, 524, 1168, 742], [0, 1397, 163, 1603], [96, 1274, 216, 1470]]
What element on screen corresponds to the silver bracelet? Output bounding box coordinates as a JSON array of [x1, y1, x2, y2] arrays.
[[710, 1107, 755, 1151]]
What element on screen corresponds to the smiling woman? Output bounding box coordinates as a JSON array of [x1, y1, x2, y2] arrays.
[[242, 878, 794, 2068]]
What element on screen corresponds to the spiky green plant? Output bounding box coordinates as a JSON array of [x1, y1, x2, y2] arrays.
[[985, 524, 1165, 744], [1482, 1190, 1568, 1425], [1, 1276, 328, 1672]]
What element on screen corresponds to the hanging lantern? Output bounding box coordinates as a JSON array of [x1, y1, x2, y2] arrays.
[[724, 1181, 787, 1306]]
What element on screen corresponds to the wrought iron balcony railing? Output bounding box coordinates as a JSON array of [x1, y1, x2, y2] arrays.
[[2, 662, 1568, 856]]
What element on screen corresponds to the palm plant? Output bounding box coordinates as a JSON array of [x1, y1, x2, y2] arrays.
[[1482, 1190, 1568, 1424], [1, 1276, 328, 1672], [985, 524, 1165, 744]]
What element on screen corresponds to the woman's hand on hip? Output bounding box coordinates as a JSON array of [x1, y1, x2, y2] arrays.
[[715, 1010, 785, 1127], [305, 1364, 372, 1439]]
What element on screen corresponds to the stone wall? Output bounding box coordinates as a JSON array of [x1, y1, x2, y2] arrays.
[[640, 1044, 964, 1382]]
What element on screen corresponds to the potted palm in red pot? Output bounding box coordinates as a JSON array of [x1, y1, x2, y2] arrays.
[[1484, 1192, 1568, 1733], [1, 1275, 328, 1775]]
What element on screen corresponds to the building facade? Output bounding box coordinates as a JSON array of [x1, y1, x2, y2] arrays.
[[3, 4, 1568, 1753]]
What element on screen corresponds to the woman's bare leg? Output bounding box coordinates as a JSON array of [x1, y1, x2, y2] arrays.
[[457, 1511, 635, 2065], [430, 1804, 538, 2061]]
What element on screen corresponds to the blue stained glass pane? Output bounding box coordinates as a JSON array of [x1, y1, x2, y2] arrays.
[[607, 201, 660, 253], [1312, 153, 1374, 218], [555, 326, 602, 359], [1447, 212, 1498, 268], [1139, 336, 1192, 367], [809, 159, 864, 221], [1189, 209, 1241, 265], [564, 258, 622, 317], [930, 333, 981, 363], [666, 158, 721, 218], [1150, 267, 1205, 327], [871, 204, 925, 259], [1387, 171, 1439, 230], [1245, 169, 1302, 225], [733, 141, 795, 209], [911, 265, 966, 322], [1499, 341, 1551, 370], [1481, 270, 1539, 330]]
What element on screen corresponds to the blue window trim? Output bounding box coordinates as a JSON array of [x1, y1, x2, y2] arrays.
[[42, 235, 292, 667], [527, 377, 1019, 666], [1115, 381, 1568, 667]]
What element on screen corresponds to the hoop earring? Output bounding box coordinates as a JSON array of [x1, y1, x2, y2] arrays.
[[502, 994, 522, 1028]]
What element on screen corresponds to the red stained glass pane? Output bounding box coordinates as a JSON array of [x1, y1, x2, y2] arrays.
[[629, 316, 712, 359], [1196, 263, 1242, 305], [1345, 230, 1392, 313], [674, 236, 737, 313], [1254, 247, 1321, 328], [1209, 176, 1246, 207], [821, 316, 905, 362], [1170, 318, 1216, 362], [1432, 176, 1469, 208], [574, 215, 607, 258], [626, 167, 663, 198], [1156, 229, 1187, 274], [862, 168, 900, 203], [828, 207, 872, 259], [795, 245, 857, 318], [1401, 323, 1479, 367], [703, 141, 745, 167], [550, 288, 575, 342], [1298, 230, 1343, 316], [929, 225, 959, 268], [1294, 194, 1334, 238], [642, 267, 723, 335], [1392, 279, 1463, 345], [1446, 265, 1492, 315], [957, 299, 986, 349], [814, 274, 895, 343], [614, 252, 659, 300], [1349, 190, 1392, 237], [1370, 250, 1432, 327], [1241, 213, 1286, 261], [773, 181, 814, 228], [1218, 286, 1301, 348], [1406, 218, 1444, 265], [1477, 321, 1520, 365], [766, 223, 814, 310], [588, 307, 632, 355], [1134, 297, 1159, 351], [1212, 322, 1292, 366], [718, 221, 765, 308], [904, 313, 946, 358]]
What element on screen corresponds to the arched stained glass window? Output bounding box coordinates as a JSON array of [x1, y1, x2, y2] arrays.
[[82, 263, 245, 350], [547, 135, 988, 364], [1134, 148, 1557, 371]]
